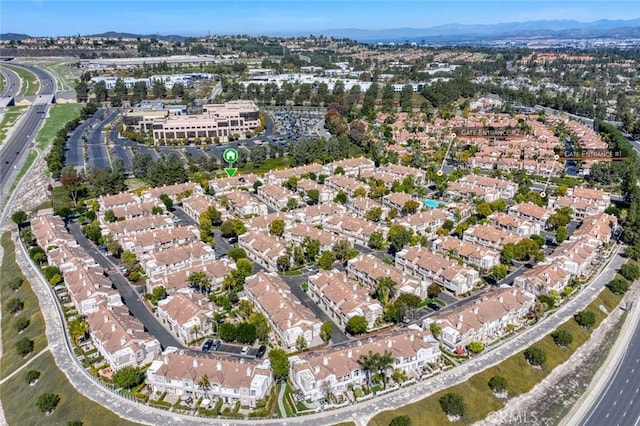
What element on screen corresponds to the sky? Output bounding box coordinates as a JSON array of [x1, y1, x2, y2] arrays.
[[2, 1, 640, 37]]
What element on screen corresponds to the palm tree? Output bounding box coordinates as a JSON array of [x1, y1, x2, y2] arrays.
[[190, 324, 201, 342], [68, 317, 89, 344], [374, 277, 396, 304], [376, 350, 395, 389], [187, 272, 209, 293], [197, 373, 211, 399], [358, 351, 380, 389]]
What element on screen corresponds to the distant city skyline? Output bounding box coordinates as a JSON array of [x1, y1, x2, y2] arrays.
[[2, 1, 640, 37]]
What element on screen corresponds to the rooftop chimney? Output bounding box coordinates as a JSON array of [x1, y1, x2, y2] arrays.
[[193, 357, 198, 369], [314, 365, 320, 374], [216, 361, 222, 371], [247, 367, 252, 377], [347, 349, 352, 358], [473, 306, 479, 315], [387, 339, 392, 348], [322, 356, 328, 366]]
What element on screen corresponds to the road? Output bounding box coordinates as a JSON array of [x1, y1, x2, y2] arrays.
[[0, 65, 21, 98], [0, 63, 55, 199], [581, 307, 640, 426], [66, 221, 183, 349], [86, 110, 116, 170]]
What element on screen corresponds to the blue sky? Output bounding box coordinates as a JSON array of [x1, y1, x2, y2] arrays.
[[2, 1, 640, 37]]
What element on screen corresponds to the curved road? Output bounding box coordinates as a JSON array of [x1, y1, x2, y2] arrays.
[[0, 63, 56, 191], [0, 66, 21, 98]]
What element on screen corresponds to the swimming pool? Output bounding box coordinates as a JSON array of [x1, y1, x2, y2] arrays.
[[423, 199, 441, 208]]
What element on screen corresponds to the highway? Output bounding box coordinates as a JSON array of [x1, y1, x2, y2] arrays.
[[0, 65, 21, 98], [581, 315, 640, 426], [0, 63, 55, 194]]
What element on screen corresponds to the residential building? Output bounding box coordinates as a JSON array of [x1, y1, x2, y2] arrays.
[[463, 225, 522, 251], [396, 209, 449, 236], [348, 197, 388, 220], [238, 231, 287, 271], [118, 226, 200, 256], [347, 254, 426, 298], [146, 259, 235, 294], [209, 174, 260, 196], [382, 192, 416, 213], [156, 291, 215, 343], [570, 212, 618, 247], [181, 194, 230, 223], [489, 212, 541, 237], [508, 202, 553, 228], [326, 157, 375, 177], [264, 164, 327, 185], [432, 236, 500, 270], [291, 202, 347, 225], [324, 215, 387, 247], [143, 182, 203, 203], [256, 183, 299, 211], [245, 272, 323, 351], [224, 190, 269, 217], [513, 260, 572, 295], [139, 242, 216, 278], [284, 223, 337, 252], [324, 175, 366, 198], [31, 215, 77, 249]]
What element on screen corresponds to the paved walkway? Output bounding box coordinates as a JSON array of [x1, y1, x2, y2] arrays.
[[0, 240, 7, 425], [277, 383, 286, 418], [10, 228, 627, 426]]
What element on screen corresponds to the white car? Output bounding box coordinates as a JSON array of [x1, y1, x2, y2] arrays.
[[241, 346, 250, 355]]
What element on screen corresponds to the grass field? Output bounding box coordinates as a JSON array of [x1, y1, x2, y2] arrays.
[[0, 71, 5, 94], [369, 288, 623, 426], [44, 61, 82, 91], [35, 103, 82, 150], [5, 65, 40, 97], [2, 352, 143, 426], [0, 232, 47, 379], [0, 105, 28, 145]]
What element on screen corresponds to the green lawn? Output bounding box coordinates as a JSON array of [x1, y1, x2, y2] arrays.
[[369, 288, 623, 426], [44, 61, 82, 91], [0, 232, 47, 379], [5, 65, 40, 96], [35, 103, 83, 150], [0, 71, 5, 94], [237, 157, 290, 175], [0, 105, 28, 145], [1, 351, 142, 426]]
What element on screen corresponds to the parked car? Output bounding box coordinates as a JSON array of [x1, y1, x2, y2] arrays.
[[427, 302, 441, 311], [202, 339, 213, 352], [256, 345, 267, 358], [211, 339, 222, 351], [241, 346, 250, 355]]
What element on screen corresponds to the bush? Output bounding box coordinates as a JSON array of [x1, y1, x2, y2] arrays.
[[389, 415, 412, 426], [551, 329, 573, 347], [488, 375, 508, 393], [13, 316, 30, 332], [25, 369, 41, 384], [11, 210, 28, 225], [111, 366, 145, 389], [354, 388, 364, 398], [7, 297, 24, 314], [439, 393, 466, 417], [620, 262, 640, 282], [607, 277, 630, 295], [7, 277, 24, 291], [16, 337, 34, 356], [524, 347, 546, 367], [574, 310, 596, 329], [36, 393, 60, 413]]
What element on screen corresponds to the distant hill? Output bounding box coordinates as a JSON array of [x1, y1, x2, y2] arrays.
[[87, 31, 188, 43], [0, 33, 32, 41]]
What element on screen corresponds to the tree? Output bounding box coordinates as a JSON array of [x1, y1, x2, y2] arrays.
[[81, 221, 102, 245], [524, 346, 546, 366], [220, 219, 246, 238], [334, 190, 348, 205], [489, 264, 508, 281], [574, 310, 596, 329], [187, 271, 210, 293], [500, 243, 516, 264], [14, 316, 30, 332], [439, 393, 466, 417], [556, 226, 568, 243], [427, 283, 442, 299], [268, 349, 289, 382], [236, 322, 257, 344], [403, 200, 420, 215], [333, 239, 353, 261], [430, 322, 441, 338], [467, 341, 484, 354], [219, 323, 237, 342], [112, 366, 145, 389], [172, 82, 185, 99], [158, 194, 174, 211], [36, 393, 60, 413], [607, 277, 629, 295], [365, 207, 383, 222], [358, 351, 379, 388], [302, 237, 321, 262], [227, 247, 247, 261], [295, 335, 307, 351], [318, 250, 334, 270], [551, 329, 573, 347], [368, 231, 386, 250], [476, 202, 493, 218], [620, 262, 640, 282], [68, 317, 89, 343], [374, 276, 396, 304], [16, 337, 34, 356], [320, 321, 333, 343], [152, 80, 167, 99], [197, 373, 211, 399], [488, 376, 508, 394], [346, 315, 368, 335], [60, 166, 84, 205], [7, 297, 24, 314], [389, 415, 412, 426], [307, 189, 320, 204], [25, 369, 40, 384], [10, 210, 28, 225], [276, 255, 291, 272], [269, 219, 286, 237], [286, 198, 298, 210], [388, 225, 412, 254], [249, 312, 270, 342]]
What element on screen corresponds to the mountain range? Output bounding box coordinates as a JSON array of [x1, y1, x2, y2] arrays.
[[2, 18, 640, 43]]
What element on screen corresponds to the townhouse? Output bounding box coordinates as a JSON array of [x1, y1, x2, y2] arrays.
[[396, 209, 449, 236], [462, 224, 522, 251], [550, 187, 611, 219], [432, 236, 500, 271], [570, 212, 618, 248], [181, 193, 230, 223], [395, 246, 480, 295], [238, 230, 287, 271], [326, 157, 375, 177], [31, 215, 77, 249], [143, 182, 203, 203], [447, 175, 518, 202], [139, 242, 216, 278], [256, 183, 299, 211], [245, 212, 292, 232], [156, 291, 215, 343], [382, 192, 417, 214], [348, 197, 388, 220], [308, 270, 383, 329], [264, 164, 327, 185], [425, 287, 534, 350], [110, 201, 162, 222], [208, 174, 260, 196], [508, 202, 553, 228], [513, 260, 572, 295], [284, 223, 338, 252], [549, 239, 597, 278], [290, 202, 347, 225], [146, 259, 234, 294], [224, 190, 269, 217], [380, 163, 427, 185], [98, 192, 140, 212], [103, 215, 174, 238], [87, 306, 161, 371], [488, 212, 541, 237], [347, 254, 427, 298], [324, 175, 366, 198], [324, 215, 387, 247], [297, 179, 333, 204], [289, 328, 440, 401], [245, 272, 323, 351], [63, 262, 123, 314], [47, 243, 97, 273], [146, 350, 273, 407], [118, 226, 200, 256]]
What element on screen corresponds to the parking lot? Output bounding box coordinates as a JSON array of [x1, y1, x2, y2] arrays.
[[265, 106, 326, 143]]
